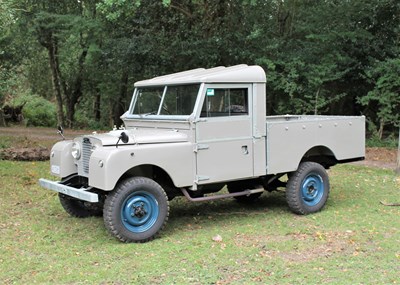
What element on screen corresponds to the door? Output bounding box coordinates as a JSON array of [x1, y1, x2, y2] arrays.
[[195, 84, 254, 184]]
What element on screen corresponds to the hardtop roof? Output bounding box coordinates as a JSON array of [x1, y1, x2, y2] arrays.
[[134, 64, 266, 87]]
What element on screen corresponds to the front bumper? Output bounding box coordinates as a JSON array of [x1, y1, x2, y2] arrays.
[[39, 178, 99, 203]]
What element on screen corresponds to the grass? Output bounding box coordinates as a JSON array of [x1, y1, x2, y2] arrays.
[[0, 161, 399, 284]]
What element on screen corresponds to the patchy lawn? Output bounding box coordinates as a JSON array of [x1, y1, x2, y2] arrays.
[[0, 161, 399, 284]]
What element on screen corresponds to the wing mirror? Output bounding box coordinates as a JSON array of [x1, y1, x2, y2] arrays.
[[57, 126, 65, 140], [116, 132, 129, 148]]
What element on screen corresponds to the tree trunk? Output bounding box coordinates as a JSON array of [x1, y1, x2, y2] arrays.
[[314, 87, 321, 115], [0, 110, 6, 127], [94, 87, 101, 121], [378, 120, 385, 140], [65, 48, 88, 128], [113, 69, 129, 127], [396, 127, 400, 175], [47, 39, 65, 127]]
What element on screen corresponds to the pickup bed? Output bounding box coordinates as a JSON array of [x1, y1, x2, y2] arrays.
[[265, 115, 364, 174], [39, 65, 365, 243]]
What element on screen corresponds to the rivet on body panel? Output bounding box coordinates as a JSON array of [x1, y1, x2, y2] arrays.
[[130, 152, 135, 157], [319, 124, 322, 128], [349, 122, 352, 126], [302, 125, 306, 129], [285, 127, 289, 131]]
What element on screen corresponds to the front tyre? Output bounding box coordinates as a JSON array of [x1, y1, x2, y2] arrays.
[[59, 193, 103, 218], [103, 177, 169, 243], [286, 162, 330, 215]]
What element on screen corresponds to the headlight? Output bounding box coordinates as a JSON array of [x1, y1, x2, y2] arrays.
[[71, 142, 81, 159]]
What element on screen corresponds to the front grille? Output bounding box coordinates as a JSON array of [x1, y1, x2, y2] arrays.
[[79, 137, 92, 176]]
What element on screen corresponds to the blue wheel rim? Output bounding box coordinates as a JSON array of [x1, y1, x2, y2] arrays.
[[301, 173, 324, 206], [121, 191, 159, 233]]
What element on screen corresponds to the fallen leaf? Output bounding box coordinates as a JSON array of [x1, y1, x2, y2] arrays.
[[212, 234, 223, 242]]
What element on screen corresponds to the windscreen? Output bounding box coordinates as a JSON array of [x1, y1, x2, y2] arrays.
[[131, 85, 200, 116], [132, 87, 164, 115]]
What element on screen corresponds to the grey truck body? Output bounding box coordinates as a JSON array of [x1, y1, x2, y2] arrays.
[[40, 64, 365, 200], [39, 65, 365, 243]]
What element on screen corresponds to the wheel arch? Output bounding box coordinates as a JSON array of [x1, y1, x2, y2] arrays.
[[118, 164, 180, 198], [300, 145, 338, 169]]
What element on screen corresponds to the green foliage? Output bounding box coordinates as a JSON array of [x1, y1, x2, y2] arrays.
[[96, 0, 141, 21], [0, 0, 398, 137], [366, 134, 399, 149], [74, 107, 109, 130], [359, 58, 400, 129], [15, 93, 57, 127], [0, 0, 16, 29], [0, 67, 15, 105]]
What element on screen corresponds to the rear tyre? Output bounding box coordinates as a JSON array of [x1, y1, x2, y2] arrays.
[[286, 162, 330, 215], [103, 177, 169, 243], [59, 193, 103, 218]]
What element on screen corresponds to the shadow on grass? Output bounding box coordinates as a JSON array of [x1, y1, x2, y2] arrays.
[[166, 191, 289, 230], [41, 190, 290, 243]]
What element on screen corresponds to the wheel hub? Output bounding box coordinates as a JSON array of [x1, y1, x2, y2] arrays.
[[121, 191, 159, 233], [307, 185, 316, 195], [132, 203, 147, 218], [301, 174, 324, 206]]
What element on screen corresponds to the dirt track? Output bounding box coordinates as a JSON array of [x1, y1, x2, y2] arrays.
[[0, 126, 89, 161], [0, 126, 398, 170], [353, 147, 397, 170]]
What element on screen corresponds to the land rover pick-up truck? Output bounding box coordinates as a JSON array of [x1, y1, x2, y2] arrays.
[[39, 64, 365, 243]]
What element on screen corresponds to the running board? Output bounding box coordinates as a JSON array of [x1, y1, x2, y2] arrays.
[[181, 187, 264, 202]]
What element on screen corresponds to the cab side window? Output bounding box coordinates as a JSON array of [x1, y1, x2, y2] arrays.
[[201, 88, 248, 117]]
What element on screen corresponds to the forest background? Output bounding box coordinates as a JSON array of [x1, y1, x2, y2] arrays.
[[0, 0, 399, 140]]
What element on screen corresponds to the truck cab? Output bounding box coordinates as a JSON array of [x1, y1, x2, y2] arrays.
[[39, 64, 365, 243]]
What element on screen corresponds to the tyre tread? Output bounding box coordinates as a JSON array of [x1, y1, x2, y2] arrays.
[[286, 162, 330, 215], [59, 194, 95, 218], [103, 177, 169, 243]]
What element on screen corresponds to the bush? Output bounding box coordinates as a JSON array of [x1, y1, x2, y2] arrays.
[[74, 107, 110, 130], [366, 134, 398, 149], [15, 93, 57, 127]]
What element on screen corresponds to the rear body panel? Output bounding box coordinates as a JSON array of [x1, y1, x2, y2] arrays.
[[265, 115, 365, 174]]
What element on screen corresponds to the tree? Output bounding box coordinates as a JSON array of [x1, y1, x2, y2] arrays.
[[0, 0, 17, 29], [1, 0, 398, 134], [16, 0, 101, 127], [359, 58, 400, 138]]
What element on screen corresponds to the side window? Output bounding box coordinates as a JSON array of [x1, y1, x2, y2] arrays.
[[201, 88, 248, 117]]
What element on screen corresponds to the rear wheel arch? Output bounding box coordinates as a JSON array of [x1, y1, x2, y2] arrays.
[[301, 145, 338, 168]]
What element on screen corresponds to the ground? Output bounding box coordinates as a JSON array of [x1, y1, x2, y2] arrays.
[[355, 147, 398, 170], [0, 126, 398, 170], [0, 126, 399, 284], [0, 126, 89, 161]]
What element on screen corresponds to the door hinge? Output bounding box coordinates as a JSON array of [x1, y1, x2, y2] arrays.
[[193, 144, 209, 153], [195, 175, 210, 183]]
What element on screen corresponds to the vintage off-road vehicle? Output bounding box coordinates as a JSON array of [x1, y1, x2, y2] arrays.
[[39, 65, 365, 243]]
